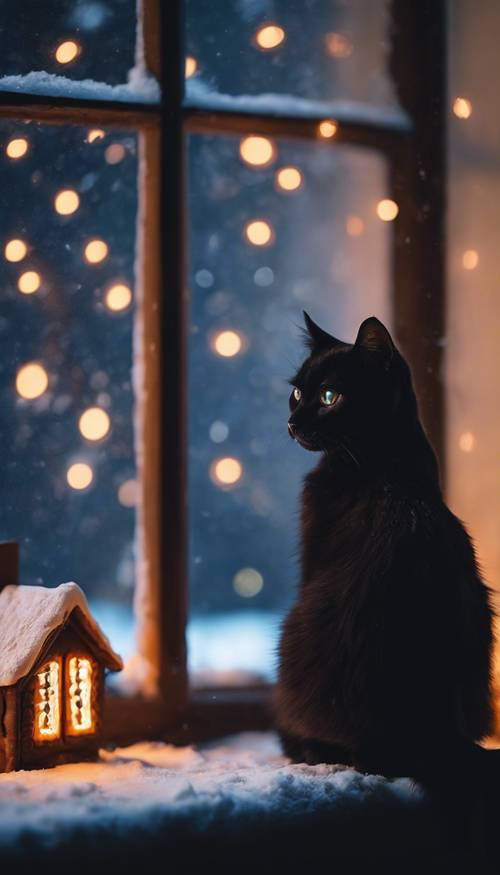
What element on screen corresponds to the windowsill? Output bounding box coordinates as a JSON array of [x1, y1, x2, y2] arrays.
[[0, 732, 473, 872]]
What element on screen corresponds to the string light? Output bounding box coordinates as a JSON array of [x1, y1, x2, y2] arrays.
[[213, 330, 243, 357], [233, 567, 264, 598], [462, 249, 479, 270], [346, 215, 364, 236], [325, 32, 353, 58], [239, 136, 275, 167], [18, 270, 41, 294], [87, 129, 105, 143], [118, 479, 137, 507], [84, 239, 108, 264], [67, 462, 93, 490], [245, 220, 273, 246], [6, 138, 28, 159], [105, 283, 132, 312], [318, 120, 338, 138], [210, 457, 243, 486], [255, 23, 285, 50], [5, 238, 27, 262], [16, 362, 48, 399], [105, 143, 125, 164], [54, 189, 80, 215], [78, 407, 111, 441], [459, 432, 476, 453], [276, 166, 302, 191], [453, 97, 472, 119], [55, 40, 80, 64], [376, 199, 399, 221], [185, 56, 198, 78]]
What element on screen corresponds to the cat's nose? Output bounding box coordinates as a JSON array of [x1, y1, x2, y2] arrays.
[[288, 422, 297, 438]]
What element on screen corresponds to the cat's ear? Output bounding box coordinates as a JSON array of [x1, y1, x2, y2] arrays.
[[302, 311, 344, 352], [354, 317, 395, 366]]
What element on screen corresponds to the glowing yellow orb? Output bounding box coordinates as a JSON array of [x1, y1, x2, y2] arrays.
[[87, 129, 105, 143], [105, 283, 132, 312], [118, 479, 137, 507], [318, 120, 338, 138], [6, 138, 28, 159], [16, 362, 49, 399], [459, 431, 476, 453], [18, 271, 41, 294], [453, 97, 472, 119], [376, 199, 399, 221], [346, 215, 364, 237], [239, 136, 275, 167], [245, 220, 273, 246], [54, 189, 80, 215], [67, 463, 93, 490], [255, 23, 285, 50], [211, 457, 243, 486], [85, 239, 108, 264], [185, 56, 198, 78], [105, 143, 125, 164], [5, 239, 27, 262], [213, 331, 242, 357], [78, 407, 111, 441], [55, 40, 80, 64], [276, 166, 302, 191], [462, 249, 479, 270], [233, 567, 264, 598]]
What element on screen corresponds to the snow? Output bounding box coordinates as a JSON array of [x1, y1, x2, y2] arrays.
[[0, 67, 160, 103], [0, 584, 122, 686]]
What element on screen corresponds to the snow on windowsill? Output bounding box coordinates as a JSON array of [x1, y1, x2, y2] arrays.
[[0, 67, 160, 104]]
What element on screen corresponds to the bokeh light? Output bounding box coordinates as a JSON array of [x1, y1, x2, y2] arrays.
[[276, 166, 302, 191], [213, 330, 243, 357], [18, 270, 41, 294], [78, 407, 111, 441], [55, 40, 80, 64], [239, 136, 275, 167], [209, 421, 229, 443], [318, 120, 338, 138], [376, 199, 399, 221], [5, 238, 27, 262], [185, 56, 198, 78], [459, 431, 476, 453], [245, 220, 273, 246], [67, 462, 93, 490], [255, 23, 285, 50], [87, 129, 105, 143], [105, 283, 132, 312], [462, 249, 479, 270], [118, 479, 137, 507], [84, 239, 108, 264], [325, 32, 353, 58], [54, 189, 80, 215], [6, 138, 28, 159], [210, 457, 243, 487], [453, 97, 472, 119], [233, 567, 264, 598], [346, 215, 364, 236], [105, 143, 125, 165], [16, 362, 49, 400]]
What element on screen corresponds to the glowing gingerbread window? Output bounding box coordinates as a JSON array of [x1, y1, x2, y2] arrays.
[[66, 657, 94, 735], [34, 659, 61, 742]]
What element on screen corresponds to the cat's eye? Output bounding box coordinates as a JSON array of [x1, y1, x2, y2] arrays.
[[293, 387, 302, 402], [320, 388, 340, 407]]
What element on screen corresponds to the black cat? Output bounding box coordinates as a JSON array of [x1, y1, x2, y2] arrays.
[[275, 312, 494, 781]]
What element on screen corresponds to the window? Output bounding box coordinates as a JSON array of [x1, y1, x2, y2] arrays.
[[34, 659, 61, 742], [0, 1, 446, 744]]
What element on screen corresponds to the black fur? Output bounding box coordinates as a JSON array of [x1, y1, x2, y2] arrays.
[[275, 313, 494, 781]]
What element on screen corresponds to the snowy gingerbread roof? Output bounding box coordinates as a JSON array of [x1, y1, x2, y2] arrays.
[[0, 582, 123, 686]]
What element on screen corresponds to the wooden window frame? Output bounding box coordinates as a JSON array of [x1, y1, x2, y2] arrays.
[[0, 0, 446, 747]]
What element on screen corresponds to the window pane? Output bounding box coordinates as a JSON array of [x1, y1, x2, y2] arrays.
[[0, 121, 138, 659], [0, 2, 159, 104], [185, 0, 405, 126], [187, 133, 392, 686]]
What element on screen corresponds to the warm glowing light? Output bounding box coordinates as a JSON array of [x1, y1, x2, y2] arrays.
[[118, 478, 137, 507], [245, 220, 273, 246], [34, 660, 61, 741], [376, 199, 399, 221], [459, 431, 476, 453], [276, 166, 302, 191], [462, 249, 479, 270], [233, 567, 264, 598], [54, 189, 80, 215], [84, 239, 108, 264], [79, 407, 111, 441], [346, 215, 364, 237], [67, 462, 94, 490], [325, 32, 353, 58], [55, 40, 80, 64], [87, 129, 105, 143], [5, 238, 27, 262], [105, 283, 132, 312], [16, 362, 48, 399], [453, 97, 472, 119], [67, 657, 93, 734], [239, 136, 275, 167], [211, 457, 243, 486], [6, 137, 28, 159], [185, 55, 198, 78], [318, 119, 338, 138], [255, 23, 285, 50], [105, 143, 125, 164], [213, 330, 242, 357], [18, 270, 41, 294]]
